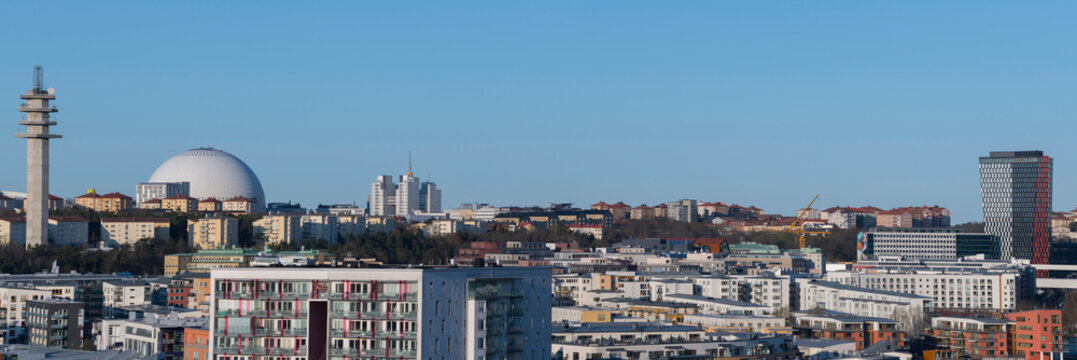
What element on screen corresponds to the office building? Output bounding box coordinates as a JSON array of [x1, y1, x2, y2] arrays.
[[209, 266, 551, 359], [370, 175, 396, 216], [25, 298, 85, 349], [825, 265, 1032, 311], [136, 181, 190, 207], [858, 227, 999, 260], [100, 218, 172, 247], [419, 181, 441, 213], [979, 151, 1052, 263]]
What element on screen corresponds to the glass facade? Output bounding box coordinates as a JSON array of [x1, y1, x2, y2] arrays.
[[979, 151, 1052, 264]]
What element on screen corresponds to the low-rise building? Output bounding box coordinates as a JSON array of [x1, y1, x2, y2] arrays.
[[567, 224, 603, 240], [796, 279, 932, 321], [102, 280, 149, 317], [183, 325, 209, 360], [162, 195, 198, 213], [94, 314, 206, 358], [99, 218, 172, 247], [682, 314, 786, 333], [196, 198, 222, 212], [552, 323, 797, 360], [222, 196, 256, 214], [74, 191, 134, 212]]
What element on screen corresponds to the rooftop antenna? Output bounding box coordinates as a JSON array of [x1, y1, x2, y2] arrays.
[[407, 150, 413, 176], [33, 65, 44, 92]]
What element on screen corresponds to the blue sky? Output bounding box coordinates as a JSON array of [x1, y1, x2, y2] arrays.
[[1, 2, 1075, 223]]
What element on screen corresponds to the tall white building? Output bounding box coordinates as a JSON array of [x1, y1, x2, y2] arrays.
[[369, 174, 442, 216], [210, 267, 552, 360], [396, 173, 420, 216], [370, 175, 397, 216], [667, 199, 698, 222]]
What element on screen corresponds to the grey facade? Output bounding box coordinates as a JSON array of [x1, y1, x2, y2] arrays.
[[860, 227, 999, 260], [14, 67, 61, 248], [136, 182, 190, 206], [25, 299, 85, 349], [979, 151, 1052, 263]]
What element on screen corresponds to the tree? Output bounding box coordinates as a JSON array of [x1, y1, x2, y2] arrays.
[[892, 306, 928, 336]]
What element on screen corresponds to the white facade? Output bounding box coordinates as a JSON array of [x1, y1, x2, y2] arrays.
[[682, 314, 786, 332], [103, 280, 149, 313], [796, 279, 931, 319], [209, 267, 552, 360], [693, 275, 792, 311], [370, 175, 397, 216], [395, 174, 420, 216], [0, 286, 53, 344], [825, 269, 1026, 311], [135, 182, 189, 206]]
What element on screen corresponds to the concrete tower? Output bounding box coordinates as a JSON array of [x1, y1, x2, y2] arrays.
[[14, 66, 61, 247]]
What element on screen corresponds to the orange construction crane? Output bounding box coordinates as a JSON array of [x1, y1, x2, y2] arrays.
[[787, 194, 831, 249]]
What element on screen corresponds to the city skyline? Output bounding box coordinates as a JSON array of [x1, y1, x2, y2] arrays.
[[4, 2, 1077, 222]]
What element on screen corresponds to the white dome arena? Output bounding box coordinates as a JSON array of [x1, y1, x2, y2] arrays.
[[148, 147, 266, 212]]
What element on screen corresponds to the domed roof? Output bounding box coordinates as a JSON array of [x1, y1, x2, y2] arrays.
[[148, 147, 266, 212]]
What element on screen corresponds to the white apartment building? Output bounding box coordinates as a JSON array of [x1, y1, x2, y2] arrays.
[[664, 294, 772, 316], [94, 315, 205, 356], [100, 218, 171, 247], [825, 269, 1028, 311], [370, 175, 397, 216], [102, 280, 149, 316], [300, 213, 339, 243], [253, 214, 302, 246], [796, 279, 932, 319], [693, 274, 792, 311], [621, 279, 694, 302], [395, 174, 420, 216], [0, 286, 53, 344], [209, 267, 552, 360]]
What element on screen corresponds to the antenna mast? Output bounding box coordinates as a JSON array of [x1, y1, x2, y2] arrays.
[[407, 150, 413, 176], [33, 65, 44, 92]]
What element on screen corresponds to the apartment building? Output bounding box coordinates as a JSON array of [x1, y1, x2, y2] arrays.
[[222, 196, 256, 214], [136, 182, 190, 207], [100, 218, 171, 247], [48, 216, 89, 246], [552, 324, 797, 360], [795, 280, 932, 320], [198, 198, 222, 212], [209, 266, 552, 360], [666, 199, 698, 222], [74, 191, 134, 212], [163, 195, 199, 213], [25, 298, 85, 349], [825, 266, 1031, 311], [187, 216, 239, 250], [252, 215, 301, 246], [795, 310, 904, 351], [299, 213, 338, 243]]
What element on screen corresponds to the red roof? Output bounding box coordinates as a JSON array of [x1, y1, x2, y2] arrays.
[[163, 194, 196, 201], [76, 193, 100, 199], [0, 194, 11, 200], [591, 201, 610, 208], [200, 198, 222, 203], [633, 204, 651, 209], [0, 216, 25, 223], [654, 204, 668, 208], [224, 196, 254, 203], [100, 192, 131, 199], [609, 202, 631, 209], [48, 195, 63, 201]]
